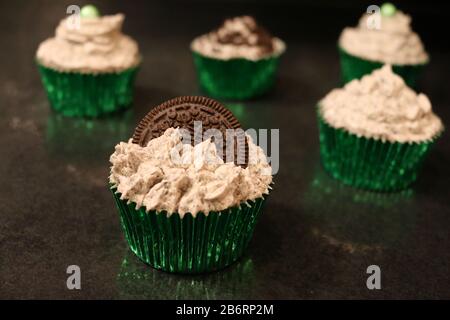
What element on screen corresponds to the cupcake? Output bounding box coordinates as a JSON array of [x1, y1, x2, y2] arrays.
[[318, 65, 443, 191], [338, 3, 428, 88], [109, 96, 272, 273], [36, 5, 141, 117], [191, 16, 285, 100]]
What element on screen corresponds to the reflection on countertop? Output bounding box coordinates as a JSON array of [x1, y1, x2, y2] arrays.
[[45, 110, 135, 163], [303, 165, 417, 252], [117, 250, 256, 300]]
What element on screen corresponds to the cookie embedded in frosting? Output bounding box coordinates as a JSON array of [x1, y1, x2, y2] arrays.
[[339, 9, 428, 65], [110, 128, 272, 217], [319, 65, 443, 143], [191, 15, 285, 60], [36, 13, 141, 73]]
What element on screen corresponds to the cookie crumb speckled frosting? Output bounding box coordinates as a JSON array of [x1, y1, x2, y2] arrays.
[[37, 14, 140, 73], [110, 128, 272, 216], [320, 65, 443, 143], [191, 15, 285, 60], [339, 10, 428, 65]]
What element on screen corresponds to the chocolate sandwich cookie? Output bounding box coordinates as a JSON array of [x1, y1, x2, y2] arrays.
[[132, 96, 248, 166]]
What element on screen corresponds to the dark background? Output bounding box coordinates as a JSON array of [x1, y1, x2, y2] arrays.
[[0, 0, 449, 299]]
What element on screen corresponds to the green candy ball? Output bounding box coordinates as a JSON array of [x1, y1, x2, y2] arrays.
[[80, 5, 100, 18], [381, 3, 396, 17]]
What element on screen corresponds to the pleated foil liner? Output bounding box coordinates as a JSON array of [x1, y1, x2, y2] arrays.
[[338, 47, 426, 88], [111, 187, 267, 274], [37, 63, 139, 117], [192, 51, 282, 100], [317, 111, 438, 192]]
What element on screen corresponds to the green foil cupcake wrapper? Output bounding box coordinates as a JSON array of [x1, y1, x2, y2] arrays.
[[111, 187, 266, 274], [37, 63, 139, 117], [192, 51, 282, 100], [317, 111, 438, 191], [338, 47, 426, 88]]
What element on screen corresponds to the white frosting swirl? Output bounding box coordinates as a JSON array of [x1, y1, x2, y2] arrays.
[[339, 11, 428, 65], [109, 128, 272, 217], [319, 65, 443, 143], [36, 14, 140, 73]]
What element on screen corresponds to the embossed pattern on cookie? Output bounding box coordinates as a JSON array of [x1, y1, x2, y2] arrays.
[[132, 96, 248, 166]]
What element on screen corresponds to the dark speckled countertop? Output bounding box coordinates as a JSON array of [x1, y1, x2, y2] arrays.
[[1, 0, 449, 299]]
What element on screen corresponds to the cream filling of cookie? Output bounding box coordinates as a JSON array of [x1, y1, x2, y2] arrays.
[[339, 11, 428, 65], [319, 65, 443, 143], [110, 128, 272, 217], [36, 14, 141, 73]]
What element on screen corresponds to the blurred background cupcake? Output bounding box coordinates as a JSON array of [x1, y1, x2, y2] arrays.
[[191, 16, 285, 100], [36, 5, 141, 117], [317, 65, 443, 191], [338, 3, 428, 88]]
